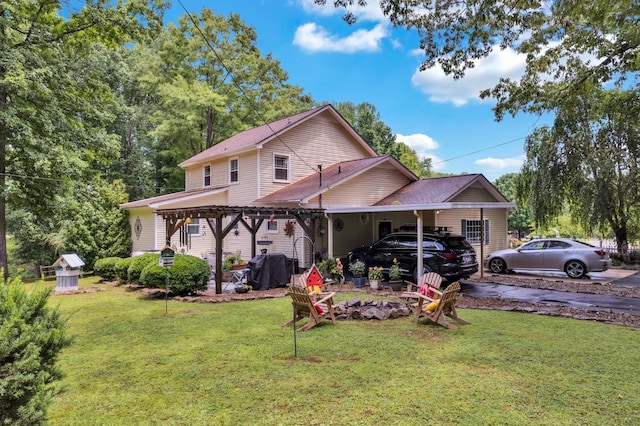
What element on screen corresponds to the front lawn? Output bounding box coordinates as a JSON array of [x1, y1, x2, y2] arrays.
[[43, 278, 640, 425]]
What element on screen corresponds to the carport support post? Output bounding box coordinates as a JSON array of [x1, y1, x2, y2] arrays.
[[480, 208, 484, 279], [413, 210, 423, 278]]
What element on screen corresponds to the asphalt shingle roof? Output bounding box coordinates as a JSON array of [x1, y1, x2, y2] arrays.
[[375, 174, 496, 205], [256, 156, 393, 203], [179, 105, 330, 168]]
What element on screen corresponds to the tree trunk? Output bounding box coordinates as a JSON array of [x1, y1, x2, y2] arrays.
[[614, 229, 629, 262], [0, 84, 8, 281]]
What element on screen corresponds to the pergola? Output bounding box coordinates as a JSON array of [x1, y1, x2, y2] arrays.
[[156, 205, 325, 293]]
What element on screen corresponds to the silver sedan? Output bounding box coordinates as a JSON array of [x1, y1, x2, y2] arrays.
[[484, 238, 611, 279]]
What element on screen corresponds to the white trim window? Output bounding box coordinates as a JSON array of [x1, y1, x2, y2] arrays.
[[203, 165, 211, 187], [273, 154, 289, 182], [187, 218, 201, 235], [461, 219, 489, 244], [229, 158, 239, 184], [266, 219, 278, 232]]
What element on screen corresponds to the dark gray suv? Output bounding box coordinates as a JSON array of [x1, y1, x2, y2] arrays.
[[347, 232, 478, 282]]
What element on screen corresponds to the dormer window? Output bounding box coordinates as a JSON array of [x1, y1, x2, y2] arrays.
[[229, 158, 238, 184], [274, 154, 289, 182], [203, 165, 211, 187]]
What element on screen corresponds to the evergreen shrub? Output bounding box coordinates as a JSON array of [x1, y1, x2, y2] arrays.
[[93, 257, 122, 281], [127, 253, 160, 284], [114, 257, 134, 283], [0, 277, 72, 425], [139, 254, 209, 296]]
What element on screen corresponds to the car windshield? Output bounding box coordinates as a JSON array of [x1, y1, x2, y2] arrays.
[[441, 237, 471, 249]]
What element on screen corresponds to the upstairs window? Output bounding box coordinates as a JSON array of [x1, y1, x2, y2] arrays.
[[274, 154, 289, 181], [203, 165, 211, 187], [229, 158, 238, 183]]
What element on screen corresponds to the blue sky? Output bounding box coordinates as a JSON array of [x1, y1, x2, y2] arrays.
[[168, 0, 551, 181]]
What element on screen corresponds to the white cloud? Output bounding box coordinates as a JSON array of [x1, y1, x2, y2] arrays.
[[396, 133, 446, 170], [411, 47, 527, 106], [396, 133, 439, 151], [474, 155, 525, 170], [293, 22, 388, 53]]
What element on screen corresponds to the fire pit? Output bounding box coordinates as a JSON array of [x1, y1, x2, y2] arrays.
[[333, 298, 412, 320]]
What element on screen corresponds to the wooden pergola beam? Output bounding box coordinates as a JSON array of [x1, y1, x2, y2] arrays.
[[157, 205, 325, 294]]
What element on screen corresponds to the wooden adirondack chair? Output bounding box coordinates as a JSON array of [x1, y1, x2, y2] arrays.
[[405, 272, 443, 293], [281, 285, 337, 332], [411, 281, 470, 329]]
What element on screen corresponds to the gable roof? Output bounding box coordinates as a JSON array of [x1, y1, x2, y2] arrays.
[[375, 174, 509, 205], [120, 187, 228, 209], [255, 155, 416, 204], [179, 104, 377, 168]]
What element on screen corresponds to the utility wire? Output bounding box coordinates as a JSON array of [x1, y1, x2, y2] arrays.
[[175, 0, 319, 174], [433, 135, 527, 165]]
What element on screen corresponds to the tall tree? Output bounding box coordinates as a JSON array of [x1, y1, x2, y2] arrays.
[[139, 8, 314, 192], [0, 0, 166, 278], [494, 173, 533, 239], [520, 88, 640, 255], [334, 101, 432, 176], [316, 0, 639, 119]]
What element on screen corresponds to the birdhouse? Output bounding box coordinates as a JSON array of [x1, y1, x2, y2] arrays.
[[53, 253, 85, 292], [306, 264, 323, 295]]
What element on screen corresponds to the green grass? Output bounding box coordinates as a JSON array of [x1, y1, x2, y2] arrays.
[[40, 278, 640, 425]]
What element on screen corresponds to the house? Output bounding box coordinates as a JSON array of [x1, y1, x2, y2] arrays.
[[121, 104, 515, 291]]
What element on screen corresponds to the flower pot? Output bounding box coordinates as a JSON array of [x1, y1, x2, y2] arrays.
[[352, 277, 368, 288], [369, 279, 380, 290], [389, 280, 403, 292], [231, 263, 247, 270]]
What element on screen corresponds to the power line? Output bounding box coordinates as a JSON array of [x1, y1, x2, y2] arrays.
[[175, 0, 319, 174], [433, 135, 528, 165]]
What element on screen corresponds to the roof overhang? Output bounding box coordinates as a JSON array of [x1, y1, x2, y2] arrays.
[[155, 205, 326, 220], [324, 202, 517, 214]]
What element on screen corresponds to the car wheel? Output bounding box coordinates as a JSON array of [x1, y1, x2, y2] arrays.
[[488, 258, 507, 274], [565, 260, 587, 278]]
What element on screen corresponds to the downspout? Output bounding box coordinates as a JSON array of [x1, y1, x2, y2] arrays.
[[413, 210, 423, 280]]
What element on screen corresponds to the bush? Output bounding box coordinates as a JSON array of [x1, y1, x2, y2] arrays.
[[114, 257, 134, 284], [0, 277, 72, 425], [127, 253, 160, 284], [139, 254, 209, 296], [94, 257, 122, 281]]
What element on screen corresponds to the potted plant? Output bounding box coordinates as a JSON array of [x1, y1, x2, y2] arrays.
[[348, 259, 367, 288], [235, 284, 252, 294], [318, 258, 344, 284], [388, 258, 403, 291], [368, 266, 384, 290], [222, 254, 243, 272]]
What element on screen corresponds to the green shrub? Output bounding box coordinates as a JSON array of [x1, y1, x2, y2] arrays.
[[0, 276, 72, 425], [629, 251, 640, 264], [139, 254, 209, 296], [94, 257, 122, 281], [114, 257, 134, 284], [127, 253, 160, 284]]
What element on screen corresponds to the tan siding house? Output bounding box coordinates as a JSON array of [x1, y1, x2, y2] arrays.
[[121, 104, 515, 275]]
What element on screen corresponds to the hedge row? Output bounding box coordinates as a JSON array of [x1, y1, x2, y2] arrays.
[[94, 254, 209, 296]]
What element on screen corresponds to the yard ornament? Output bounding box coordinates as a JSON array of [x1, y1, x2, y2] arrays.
[[305, 264, 323, 295]]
